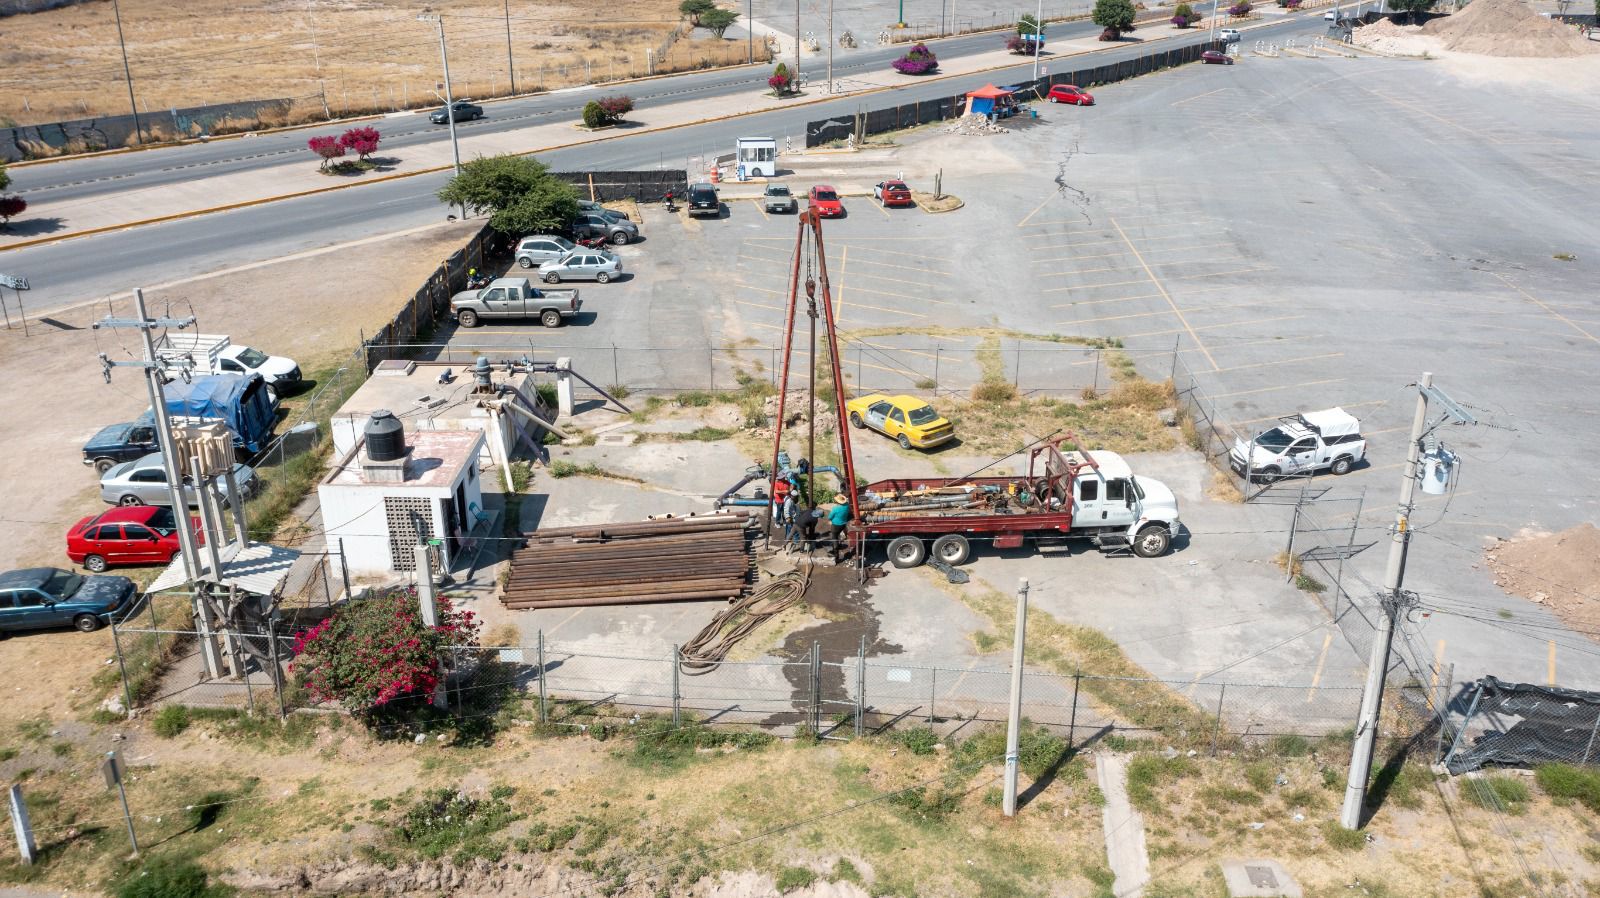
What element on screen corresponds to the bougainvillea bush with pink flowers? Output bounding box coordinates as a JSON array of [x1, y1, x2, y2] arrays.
[[291, 587, 480, 717]]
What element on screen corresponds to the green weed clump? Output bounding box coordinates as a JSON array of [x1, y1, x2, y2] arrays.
[[1462, 775, 1531, 813], [775, 866, 817, 892], [893, 726, 941, 756], [624, 717, 775, 771], [1535, 763, 1600, 811], [396, 786, 524, 863], [116, 857, 221, 898], [152, 704, 192, 738], [1125, 753, 1195, 814]]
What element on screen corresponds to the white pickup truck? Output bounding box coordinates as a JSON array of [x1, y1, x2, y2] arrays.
[[155, 333, 302, 399], [1230, 408, 1367, 482]]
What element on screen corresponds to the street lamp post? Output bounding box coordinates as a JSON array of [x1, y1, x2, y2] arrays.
[[1209, 0, 1219, 44], [1031, 0, 1044, 83], [111, 0, 143, 145], [503, 0, 517, 94], [420, 14, 465, 218]]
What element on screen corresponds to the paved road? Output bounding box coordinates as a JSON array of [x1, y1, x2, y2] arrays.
[[3, 18, 1316, 318], [11, 20, 1113, 204]]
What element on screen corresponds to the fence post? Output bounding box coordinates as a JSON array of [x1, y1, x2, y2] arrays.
[[243, 646, 255, 714], [1434, 661, 1453, 763], [109, 620, 135, 719], [1210, 683, 1227, 757], [928, 667, 936, 723], [1582, 701, 1600, 766], [1068, 665, 1081, 752], [338, 538, 352, 599], [1013, 342, 1022, 389], [672, 644, 682, 728], [933, 347, 940, 396], [856, 345, 863, 386], [537, 630, 548, 723], [1285, 501, 1301, 584], [810, 641, 821, 735], [612, 344, 620, 390], [855, 635, 866, 738], [1092, 349, 1100, 395], [268, 617, 286, 720]]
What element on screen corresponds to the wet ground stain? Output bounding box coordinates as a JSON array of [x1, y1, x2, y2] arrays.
[[761, 561, 901, 727]]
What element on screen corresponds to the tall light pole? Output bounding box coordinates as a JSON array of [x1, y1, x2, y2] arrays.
[[503, 0, 517, 94], [794, 0, 802, 80], [1338, 374, 1474, 829], [1002, 578, 1030, 817], [1209, 0, 1219, 44], [747, 0, 754, 64], [827, 0, 834, 93], [420, 14, 465, 218], [307, 1, 330, 118], [1031, 0, 1044, 83], [111, 0, 143, 144]]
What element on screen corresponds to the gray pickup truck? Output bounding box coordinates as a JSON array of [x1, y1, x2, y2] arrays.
[[451, 277, 581, 328]]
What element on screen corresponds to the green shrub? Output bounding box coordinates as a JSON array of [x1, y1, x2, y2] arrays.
[[1125, 753, 1195, 814], [887, 785, 962, 824], [116, 857, 217, 898], [397, 787, 523, 860], [625, 717, 775, 771], [1244, 762, 1275, 793], [830, 858, 862, 884], [1463, 775, 1531, 813], [1202, 785, 1262, 807], [1535, 763, 1600, 811], [581, 101, 606, 129], [1268, 734, 1311, 757], [954, 722, 1066, 780], [676, 390, 715, 407], [894, 726, 940, 756], [152, 704, 192, 738], [776, 866, 817, 892]]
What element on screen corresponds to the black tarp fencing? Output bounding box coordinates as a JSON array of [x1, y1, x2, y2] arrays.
[[552, 169, 689, 203], [806, 41, 1222, 147], [1443, 676, 1600, 774]]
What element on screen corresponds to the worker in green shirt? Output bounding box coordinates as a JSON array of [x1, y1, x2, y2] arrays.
[[827, 493, 851, 563]]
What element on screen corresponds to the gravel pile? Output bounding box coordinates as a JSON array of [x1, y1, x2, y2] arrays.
[[1420, 0, 1598, 58]]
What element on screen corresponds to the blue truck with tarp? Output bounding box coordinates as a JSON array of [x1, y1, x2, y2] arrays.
[[81, 374, 280, 472]]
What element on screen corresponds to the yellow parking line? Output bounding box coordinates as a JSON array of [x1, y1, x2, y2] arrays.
[[1172, 87, 1229, 106], [1051, 285, 1233, 310], [845, 300, 926, 319], [1115, 216, 1217, 370], [1306, 633, 1333, 703], [1209, 352, 1344, 373], [1040, 266, 1271, 293], [1118, 314, 1305, 340], [839, 243, 951, 263], [750, 198, 770, 221], [838, 245, 849, 322], [841, 269, 947, 292], [1211, 379, 1344, 400], [747, 320, 784, 332], [1016, 194, 1058, 229], [1056, 300, 1276, 329], [1177, 332, 1324, 352], [735, 282, 786, 295], [1035, 263, 1137, 279], [734, 298, 785, 312], [1233, 399, 1392, 426], [1032, 242, 1234, 264], [872, 197, 892, 220], [1024, 231, 1209, 247], [848, 339, 940, 361], [844, 284, 955, 306], [1491, 273, 1600, 346], [844, 256, 944, 275]]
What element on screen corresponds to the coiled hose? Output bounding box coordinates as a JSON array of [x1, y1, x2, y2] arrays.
[[678, 565, 811, 675]]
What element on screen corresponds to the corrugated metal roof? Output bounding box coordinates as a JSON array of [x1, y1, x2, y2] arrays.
[[147, 541, 301, 596]]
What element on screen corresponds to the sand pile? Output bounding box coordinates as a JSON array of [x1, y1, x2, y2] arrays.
[[1420, 0, 1598, 58], [1352, 18, 1432, 55], [1487, 523, 1600, 641]]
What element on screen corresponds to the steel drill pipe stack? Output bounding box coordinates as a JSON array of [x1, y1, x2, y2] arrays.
[[501, 513, 754, 609]]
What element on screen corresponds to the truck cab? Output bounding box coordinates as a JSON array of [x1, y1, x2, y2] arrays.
[[82, 422, 159, 474], [1230, 408, 1366, 482], [1069, 451, 1182, 557]]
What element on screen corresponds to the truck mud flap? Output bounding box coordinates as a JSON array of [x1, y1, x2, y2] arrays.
[[927, 559, 969, 584]]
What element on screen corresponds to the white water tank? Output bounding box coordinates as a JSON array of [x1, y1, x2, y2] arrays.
[[1420, 446, 1456, 495]]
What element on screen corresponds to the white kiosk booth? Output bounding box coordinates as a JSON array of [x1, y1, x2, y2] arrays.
[[735, 136, 777, 179]]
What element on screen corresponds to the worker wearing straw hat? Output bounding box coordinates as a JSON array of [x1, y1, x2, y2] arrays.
[[827, 493, 852, 563]]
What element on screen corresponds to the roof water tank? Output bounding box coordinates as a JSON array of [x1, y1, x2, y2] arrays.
[[365, 410, 406, 461]]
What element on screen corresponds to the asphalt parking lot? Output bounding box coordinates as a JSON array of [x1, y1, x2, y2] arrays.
[[445, 51, 1600, 693]]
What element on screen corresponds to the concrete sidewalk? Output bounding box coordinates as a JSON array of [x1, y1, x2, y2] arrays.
[[0, 20, 1246, 249]]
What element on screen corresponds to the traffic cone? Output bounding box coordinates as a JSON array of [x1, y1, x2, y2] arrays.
[[710, 165, 721, 184]]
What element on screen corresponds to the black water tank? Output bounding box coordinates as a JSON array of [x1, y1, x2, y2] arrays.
[[365, 410, 406, 461]]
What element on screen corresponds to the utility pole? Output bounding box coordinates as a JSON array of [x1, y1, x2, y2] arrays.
[[111, 0, 142, 144], [1003, 578, 1029, 816], [503, 0, 517, 94], [420, 15, 465, 218], [748, 0, 754, 64], [1031, 0, 1044, 83], [95, 290, 225, 679], [1209, 0, 1219, 44], [1339, 373, 1474, 829], [307, 2, 331, 118], [827, 0, 834, 93], [794, 0, 802, 79]]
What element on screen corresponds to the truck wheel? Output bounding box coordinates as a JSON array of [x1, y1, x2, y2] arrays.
[[73, 614, 100, 633], [1258, 465, 1281, 484], [931, 534, 970, 566], [540, 310, 563, 328], [887, 536, 926, 569], [849, 411, 865, 428], [84, 555, 108, 573], [518, 257, 533, 268], [93, 457, 116, 474], [596, 272, 611, 283], [457, 309, 479, 328], [544, 273, 561, 284], [1132, 525, 1171, 558], [898, 434, 912, 450], [1331, 456, 1353, 476]]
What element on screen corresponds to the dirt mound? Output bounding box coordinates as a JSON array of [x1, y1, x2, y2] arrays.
[[1487, 523, 1600, 641], [1352, 18, 1431, 55], [1420, 0, 1598, 58]]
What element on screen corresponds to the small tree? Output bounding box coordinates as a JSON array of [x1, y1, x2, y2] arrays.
[[1387, 0, 1435, 22], [338, 125, 381, 161], [680, 0, 715, 26], [290, 587, 479, 716], [1092, 0, 1137, 39], [700, 7, 740, 37], [597, 95, 634, 123], [0, 195, 25, 228], [0, 163, 9, 192], [891, 43, 938, 74], [438, 153, 581, 235], [1017, 13, 1042, 36], [1172, 2, 1196, 26], [308, 134, 344, 170], [769, 61, 794, 95], [1227, 1, 1252, 15], [582, 100, 607, 128]]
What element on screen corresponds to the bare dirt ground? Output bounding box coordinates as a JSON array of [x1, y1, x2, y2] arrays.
[[1352, 4, 1600, 96], [0, 0, 751, 128], [0, 218, 479, 720], [1488, 524, 1600, 643]]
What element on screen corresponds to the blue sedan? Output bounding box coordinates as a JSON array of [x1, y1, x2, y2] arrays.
[[0, 567, 136, 634]]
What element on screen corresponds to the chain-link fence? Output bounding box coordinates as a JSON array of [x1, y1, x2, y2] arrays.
[[1442, 677, 1600, 774]]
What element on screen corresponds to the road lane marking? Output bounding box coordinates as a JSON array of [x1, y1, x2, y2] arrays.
[[1307, 633, 1333, 702], [1111, 216, 1219, 370]]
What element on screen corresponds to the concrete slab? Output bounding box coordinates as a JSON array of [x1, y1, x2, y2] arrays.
[[1097, 753, 1152, 898], [1219, 859, 1303, 898]]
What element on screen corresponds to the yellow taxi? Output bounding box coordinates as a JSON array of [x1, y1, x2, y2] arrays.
[[844, 393, 955, 450]]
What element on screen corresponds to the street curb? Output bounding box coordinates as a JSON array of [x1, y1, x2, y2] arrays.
[[0, 14, 1309, 253]]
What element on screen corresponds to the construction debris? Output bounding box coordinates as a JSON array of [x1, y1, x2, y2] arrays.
[[679, 565, 811, 674], [500, 513, 754, 610], [942, 113, 1010, 136]]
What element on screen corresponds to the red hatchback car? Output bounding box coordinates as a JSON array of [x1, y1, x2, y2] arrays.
[[1046, 84, 1094, 106], [874, 180, 914, 208], [808, 185, 845, 218], [66, 506, 202, 572]]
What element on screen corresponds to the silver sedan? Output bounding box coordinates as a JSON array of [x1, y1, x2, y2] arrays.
[[538, 250, 623, 284], [99, 453, 257, 508], [514, 235, 576, 269]]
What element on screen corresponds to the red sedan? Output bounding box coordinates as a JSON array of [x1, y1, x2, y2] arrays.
[[66, 506, 202, 572], [1046, 84, 1094, 106], [873, 180, 914, 208], [808, 185, 845, 218]]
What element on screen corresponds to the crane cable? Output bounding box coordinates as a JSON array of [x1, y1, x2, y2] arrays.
[[679, 565, 812, 675]]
